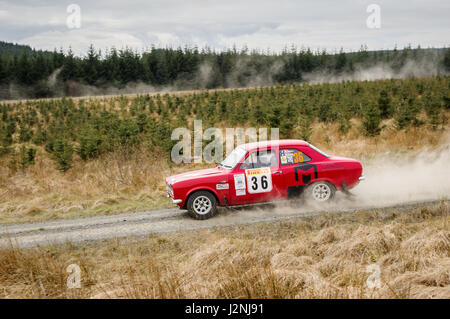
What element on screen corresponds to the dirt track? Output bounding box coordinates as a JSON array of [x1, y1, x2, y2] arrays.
[[0, 85, 262, 104], [0, 198, 446, 248]]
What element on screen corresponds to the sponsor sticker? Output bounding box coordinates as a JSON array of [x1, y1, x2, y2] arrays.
[[279, 149, 305, 165], [236, 189, 246, 196], [234, 174, 246, 189], [245, 167, 271, 176], [216, 183, 229, 190]]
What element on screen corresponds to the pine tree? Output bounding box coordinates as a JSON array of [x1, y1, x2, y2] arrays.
[[0, 55, 7, 83], [77, 132, 102, 160], [252, 103, 265, 125], [267, 106, 282, 129], [280, 104, 296, 138], [19, 145, 36, 170], [443, 49, 450, 71], [338, 114, 352, 134], [61, 48, 78, 81], [17, 50, 32, 85], [52, 139, 73, 172], [335, 48, 347, 72], [155, 55, 170, 84], [297, 115, 312, 141], [378, 89, 392, 118], [31, 51, 48, 81], [52, 49, 65, 69], [83, 45, 100, 85], [363, 104, 382, 136], [104, 48, 120, 82]]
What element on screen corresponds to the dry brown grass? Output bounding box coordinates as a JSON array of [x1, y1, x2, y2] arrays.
[[310, 115, 449, 158], [0, 202, 448, 299], [0, 145, 210, 223]]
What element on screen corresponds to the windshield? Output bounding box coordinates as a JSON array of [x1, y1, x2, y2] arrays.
[[219, 147, 247, 169], [308, 143, 330, 158]]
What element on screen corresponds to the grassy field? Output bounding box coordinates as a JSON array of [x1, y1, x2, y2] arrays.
[[0, 201, 448, 298], [0, 114, 448, 225], [0, 76, 449, 224]]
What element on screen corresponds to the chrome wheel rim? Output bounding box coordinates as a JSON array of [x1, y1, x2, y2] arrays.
[[193, 195, 212, 215], [312, 183, 331, 201]]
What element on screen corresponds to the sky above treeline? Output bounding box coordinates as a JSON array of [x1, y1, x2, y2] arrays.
[[0, 0, 449, 56]]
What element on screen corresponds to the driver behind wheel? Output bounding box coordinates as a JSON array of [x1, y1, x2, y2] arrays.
[[257, 151, 274, 168]]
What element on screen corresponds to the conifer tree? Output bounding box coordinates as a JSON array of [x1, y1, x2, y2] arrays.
[[363, 104, 382, 136]]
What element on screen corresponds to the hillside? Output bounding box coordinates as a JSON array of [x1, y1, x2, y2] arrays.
[[0, 41, 36, 57], [0, 76, 449, 224]]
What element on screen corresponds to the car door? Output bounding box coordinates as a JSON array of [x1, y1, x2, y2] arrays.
[[278, 147, 316, 196], [229, 148, 284, 205]]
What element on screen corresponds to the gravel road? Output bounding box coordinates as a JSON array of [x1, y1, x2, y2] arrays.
[[0, 199, 446, 248]]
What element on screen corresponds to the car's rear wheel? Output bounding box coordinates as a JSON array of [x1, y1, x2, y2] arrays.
[[306, 181, 336, 202], [187, 190, 218, 220]]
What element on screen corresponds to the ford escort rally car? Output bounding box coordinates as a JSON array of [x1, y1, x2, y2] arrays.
[[165, 139, 364, 219]]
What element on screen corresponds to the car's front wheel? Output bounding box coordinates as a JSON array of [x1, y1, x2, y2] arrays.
[[305, 181, 336, 202], [187, 190, 218, 220]]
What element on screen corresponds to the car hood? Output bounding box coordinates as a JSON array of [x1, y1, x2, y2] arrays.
[[166, 167, 227, 184]]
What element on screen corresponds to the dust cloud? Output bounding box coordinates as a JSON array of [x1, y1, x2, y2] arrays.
[[70, 56, 448, 99], [303, 56, 448, 84], [215, 143, 450, 221], [352, 144, 450, 206]]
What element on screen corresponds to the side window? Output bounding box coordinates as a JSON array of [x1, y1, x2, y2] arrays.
[[279, 148, 311, 165], [239, 150, 277, 170]]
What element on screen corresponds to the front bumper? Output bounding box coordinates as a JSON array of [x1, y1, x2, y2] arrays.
[[166, 182, 182, 204]]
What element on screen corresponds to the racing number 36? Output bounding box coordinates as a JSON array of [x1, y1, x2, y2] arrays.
[[251, 175, 268, 191], [246, 168, 273, 194]]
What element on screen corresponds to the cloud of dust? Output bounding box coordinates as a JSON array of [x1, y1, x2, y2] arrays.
[[223, 56, 284, 88], [303, 55, 448, 84], [58, 56, 285, 98], [352, 144, 450, 206], [216, 142, 450, 221], [47, 68, 62, 88], [64, 80, 160, 97]]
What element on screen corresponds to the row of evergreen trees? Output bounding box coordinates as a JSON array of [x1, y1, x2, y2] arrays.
[[1, 76, 448, 171], [1, 43, 449, 99]]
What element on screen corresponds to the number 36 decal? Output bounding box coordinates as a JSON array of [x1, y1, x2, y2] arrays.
[[245, 168, 273, 194]]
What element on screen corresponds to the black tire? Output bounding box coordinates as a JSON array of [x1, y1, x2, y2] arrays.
[[305, 181, 336, 202], [186, 190, 218, 220]]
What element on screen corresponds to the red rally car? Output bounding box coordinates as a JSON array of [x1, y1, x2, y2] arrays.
[[165, 139, 364, 219]]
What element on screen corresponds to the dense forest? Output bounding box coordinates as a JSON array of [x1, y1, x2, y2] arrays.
[[1, 76, 448, 171], [0, 41, 449, 99]]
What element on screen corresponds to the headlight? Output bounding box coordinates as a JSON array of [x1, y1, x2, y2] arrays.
[[166, 183, 174, 197]]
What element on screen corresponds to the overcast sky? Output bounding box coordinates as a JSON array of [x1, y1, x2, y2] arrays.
[[0, 0, 449, 56]]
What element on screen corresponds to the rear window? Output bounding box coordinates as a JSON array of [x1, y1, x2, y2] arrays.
[[279, 149, 311, 165]]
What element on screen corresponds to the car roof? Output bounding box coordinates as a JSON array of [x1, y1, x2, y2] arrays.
[[239, 139, 309, 151]]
